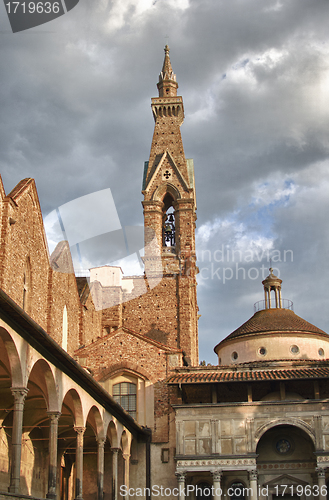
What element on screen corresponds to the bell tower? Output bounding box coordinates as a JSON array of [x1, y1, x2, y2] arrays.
[[142, 45, 198, 365]]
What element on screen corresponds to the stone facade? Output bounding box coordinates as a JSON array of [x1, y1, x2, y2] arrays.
[[169, 271, 329, 500]]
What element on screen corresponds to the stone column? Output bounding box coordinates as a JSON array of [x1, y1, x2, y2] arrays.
[[74, 426, 86, 500], [97, 437, 106, 500], [175, 472, 186, 500], [249, 469, 258, 500], [211, 470, 222, 500], [112, 448, 120, 500], [316, 467, 327, 500], [274, 288, 278, 308], [123, 453, 130, 500], [268, 289, 271, 308], [9, 387, 28, 493], [46, 411, 61, 499]]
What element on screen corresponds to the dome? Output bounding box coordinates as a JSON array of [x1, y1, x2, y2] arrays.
[[214, 270, 329, 365], [222, 308, 326, 342]]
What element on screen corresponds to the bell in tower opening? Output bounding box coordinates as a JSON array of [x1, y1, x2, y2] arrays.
[[163, 194, 175, 248]]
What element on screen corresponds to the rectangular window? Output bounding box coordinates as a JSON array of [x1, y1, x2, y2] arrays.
[[113, 382, 137, 419]]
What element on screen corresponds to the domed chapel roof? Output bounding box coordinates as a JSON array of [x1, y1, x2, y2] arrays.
[[224, 308, 326, 342], [214, 269, 329, 364]]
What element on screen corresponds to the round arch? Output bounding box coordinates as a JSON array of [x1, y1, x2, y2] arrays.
[[98, 362, 153, 384], [86, 405, 104, 440], [61, 388, 84, 427], [0, 327, 23, 387], [254, 418, 316, 449], [120, 429, 132, 455], [27, 358, 58, 412], [106, 419, 119, 448]]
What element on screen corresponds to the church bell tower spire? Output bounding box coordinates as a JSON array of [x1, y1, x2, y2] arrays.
[[141, 46, 199, 366], [157, 45, 178, 98]]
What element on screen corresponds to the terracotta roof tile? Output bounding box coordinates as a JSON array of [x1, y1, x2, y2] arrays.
[[167, 365, 329, 384], [214, 308, 327, 353]]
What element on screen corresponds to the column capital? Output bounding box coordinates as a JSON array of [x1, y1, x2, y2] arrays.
[[211, 470, 222, 482], [74, 426, 86, 435], [316, 467, 326, 478], [123, 453, 130, 461], [249, 469, 258, 481], [11, 387, 28, 403], [47, 411, 61, 422], [175, 471, 186, 481], [97, 437, 106, 448], [111, 447, 120, 453]]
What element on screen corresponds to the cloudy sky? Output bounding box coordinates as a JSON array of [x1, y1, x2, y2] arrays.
[[1, 0, 329, 363]]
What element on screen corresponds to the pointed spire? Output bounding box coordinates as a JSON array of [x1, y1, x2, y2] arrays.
[[157, 45, 178, 97], [160, 45, 175, 81]]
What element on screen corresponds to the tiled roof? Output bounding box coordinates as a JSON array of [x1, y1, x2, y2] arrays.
[[222, 308, 326, 343], [167, 365, 329, 384]]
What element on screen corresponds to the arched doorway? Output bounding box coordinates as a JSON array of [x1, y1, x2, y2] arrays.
[[256, 424, 316, 500], [228, 482, 246, 500], [196, 481, 213, 500]]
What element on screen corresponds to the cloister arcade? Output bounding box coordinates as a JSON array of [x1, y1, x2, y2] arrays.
[[0, 290, 150, 500]]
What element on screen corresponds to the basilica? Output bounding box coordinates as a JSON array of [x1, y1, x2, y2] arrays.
[[0, 46, 328, 500]]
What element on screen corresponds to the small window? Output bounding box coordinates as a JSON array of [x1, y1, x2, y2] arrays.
[[232, 351, 238, 361], [258, 347, 267, 356], [161, 448, 169, 463], [319, 348, 325, 357], [290, 345, 299, 354], [113, 382, 136, 419]]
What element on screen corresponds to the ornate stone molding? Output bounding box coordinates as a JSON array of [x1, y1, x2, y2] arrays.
[[259, 462, 315, 470], [177, 458, 256, 468]]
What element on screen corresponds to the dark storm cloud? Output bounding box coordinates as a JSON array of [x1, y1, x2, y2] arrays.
[[1, 0, 329, 362]]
